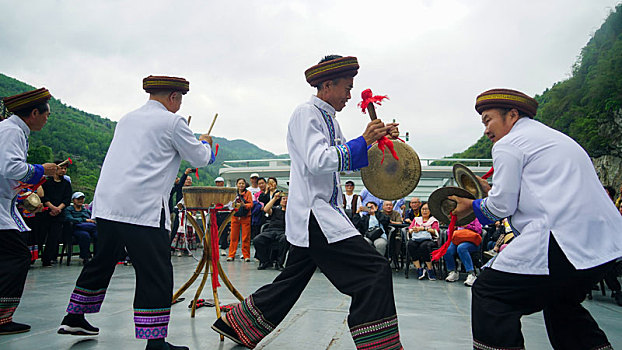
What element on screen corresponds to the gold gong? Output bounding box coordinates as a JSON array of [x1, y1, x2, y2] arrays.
[[361, 140, 421, 200]]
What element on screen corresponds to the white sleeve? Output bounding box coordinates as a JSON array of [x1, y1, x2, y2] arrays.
[[481, 143, 524, 220], [171, 117, 211, 168], [0, 128, 32, 181], [289, 107, 339, 175]]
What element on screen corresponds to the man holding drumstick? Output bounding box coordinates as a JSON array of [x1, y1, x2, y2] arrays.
[[212, 55, 403, 349], [58, 76, 214, 350]]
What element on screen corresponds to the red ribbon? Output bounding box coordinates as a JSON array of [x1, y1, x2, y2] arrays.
[[68, 157, 73, 165], [358, 88, 389, 114], [377, 137, 399, 164], [482, 167, 494, 180], [14, 176, 47, 191], [195, 168, 199, 180], [431, 214, 457, 261], [214, 143, 219, 156], [209, 210, 221, 289]]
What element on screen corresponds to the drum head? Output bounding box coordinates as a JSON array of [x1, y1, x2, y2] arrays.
[[428, 186, 476, 226], [361, 141, 421, 201], [453, 163, 485, 199]]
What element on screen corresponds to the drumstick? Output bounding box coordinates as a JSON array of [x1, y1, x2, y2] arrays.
[[58, 158, 72, 167], [187, 115, 192, 125], [207, 113, 219, 136]]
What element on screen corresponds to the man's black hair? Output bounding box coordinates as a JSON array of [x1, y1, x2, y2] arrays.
[[318, 54, 343, 64], [14, 102, 49, 118]]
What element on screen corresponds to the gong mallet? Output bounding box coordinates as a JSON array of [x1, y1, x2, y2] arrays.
[[207, 113, 219, 136]]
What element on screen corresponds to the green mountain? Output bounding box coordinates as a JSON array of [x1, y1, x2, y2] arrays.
[[448, 4, 622, 160], [0, 73, 286, 200]]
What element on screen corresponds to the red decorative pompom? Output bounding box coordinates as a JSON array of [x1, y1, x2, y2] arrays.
[[358, 88, 389, 113]]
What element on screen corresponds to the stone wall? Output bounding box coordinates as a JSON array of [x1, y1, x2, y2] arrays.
[[594, 154, 622, 190]]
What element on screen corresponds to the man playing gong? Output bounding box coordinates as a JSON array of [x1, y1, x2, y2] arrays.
[[451, 88, 622, 350], [0, 88, 58, 335], [211, 55, 403, 349], [58, 76, 214, 350]]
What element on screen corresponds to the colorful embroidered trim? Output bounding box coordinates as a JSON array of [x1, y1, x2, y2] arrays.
[[336, 144, 352, 171], [66, 286, 107, 314], [134, 307, 170, 339], [0, 297, 20, 325], [19, 164, 35, 183], [507, 217, 521, 237], [225, 295, 275, 348], [473, 339, 525, 350], [3, 88, 51, 112], [350, 314, 402, 350], [476, 93, 537, 108], [10, 196, 27, 232], [479, 198, 502, 222]]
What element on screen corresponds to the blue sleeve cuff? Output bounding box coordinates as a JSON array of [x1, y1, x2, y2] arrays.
[[20, 164, 44, 185], [336, 136, 368, 171], [472, 198, 498, 226], [209, 150, 216, 164]]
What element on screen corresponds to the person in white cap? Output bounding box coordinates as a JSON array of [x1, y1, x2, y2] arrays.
[[64, 192, 97, 265], [247, 173, 261, 198], [214, 177, 225, 187]]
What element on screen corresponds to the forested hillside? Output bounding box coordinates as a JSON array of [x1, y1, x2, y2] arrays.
[[0, 73, 286, 200], [449, 3, 622, 160]]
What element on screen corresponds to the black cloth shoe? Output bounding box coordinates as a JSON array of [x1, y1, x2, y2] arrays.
[[257, 261, 271, 270], [0, 321, 31, 335], [211, 317, 245, 346], [145, 340, 189, 350], [58, 314, 99, 335]]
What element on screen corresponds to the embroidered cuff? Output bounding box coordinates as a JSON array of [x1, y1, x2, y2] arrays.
[[19, 164, 44, 185], [200, 141, 215, 164], [336, 136, 368, 171], [472, 198, 497, 226]]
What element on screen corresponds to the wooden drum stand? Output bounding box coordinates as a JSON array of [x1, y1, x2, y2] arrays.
[[172, 186, 244, 341]]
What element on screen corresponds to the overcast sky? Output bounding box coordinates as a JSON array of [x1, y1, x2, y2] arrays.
[[1, 0, 619, 158]]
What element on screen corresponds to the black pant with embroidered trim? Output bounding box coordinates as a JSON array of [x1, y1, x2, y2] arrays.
[[248, 214, 397, 332], [472, 235, 614, 350], [66, 214, 173, 339], [0, 230, 31, 324]]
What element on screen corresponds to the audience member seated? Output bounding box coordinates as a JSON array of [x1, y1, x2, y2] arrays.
[[358, 187, 383, 212], [342, 180, 361, 220], [381, 201, 403, 225], [392, 198, 405, 216], [353, 202, 389, 256], [41, 161, 72, 267], [403, 197, 421, 224], [444, 218, 482, 286], [254, 192, 289, 270], [406, 202, 439, 280], [64, 192, 97, 265]]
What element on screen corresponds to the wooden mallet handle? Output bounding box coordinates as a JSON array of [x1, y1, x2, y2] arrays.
[[187, 115, 192, 125], [367, 104, 378, 121]]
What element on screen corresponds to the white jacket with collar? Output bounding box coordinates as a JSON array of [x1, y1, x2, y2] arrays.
[[473, 117, 622, 274], [285, 96, 368, 247], [92, 100, 212, 231]]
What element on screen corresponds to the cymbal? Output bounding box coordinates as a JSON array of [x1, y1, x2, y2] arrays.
[[453, 163, 486, 199], [361, 140, 421, 200], [428, 186, 476, 226]]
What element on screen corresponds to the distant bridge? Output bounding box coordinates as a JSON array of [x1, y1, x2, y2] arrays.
[[218, 158, 493, 201]]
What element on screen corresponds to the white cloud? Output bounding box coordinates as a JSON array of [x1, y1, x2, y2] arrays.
[[1, 0, 618, 158]]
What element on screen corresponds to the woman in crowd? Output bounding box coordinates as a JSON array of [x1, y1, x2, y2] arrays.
[[406, 202, 439, 280], [444, 218, 482, 286], [227, 178, 253, 262], [170, 176, 196, 256]]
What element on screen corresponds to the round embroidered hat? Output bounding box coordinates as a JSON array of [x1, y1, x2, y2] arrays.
[[475, 88, 538, 117], [143, 75, 190, 94], [304, 56, 359, 87], [3, 88, 52, 113]]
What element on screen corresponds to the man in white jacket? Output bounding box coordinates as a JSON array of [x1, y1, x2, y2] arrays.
[[212, 55, 403, 349], [451, 88, 622, 350], [58, 76, 214, 350]]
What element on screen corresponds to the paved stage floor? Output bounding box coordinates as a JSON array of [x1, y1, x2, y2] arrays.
[[2, 252, 621, 349]]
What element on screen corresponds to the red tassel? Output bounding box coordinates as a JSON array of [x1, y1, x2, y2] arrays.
[[431, 214, 457, 261], [358, 88, 389, 113], [68, 157, 73, 165], [482, 167, 494, 180], [209, 210, 221, 289], [376, 137, 399, 164], [214, 143, 219, 156], [195, 168, 199, 180]]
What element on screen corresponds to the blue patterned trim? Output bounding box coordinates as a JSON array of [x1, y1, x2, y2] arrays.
[[317, 108, 337, 146], [18, 164, 44, 185], [477, 198, 501, 224], [329, 174, 349, 220], [336, 144, 352, 171], [10, 196, 27, 232]]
